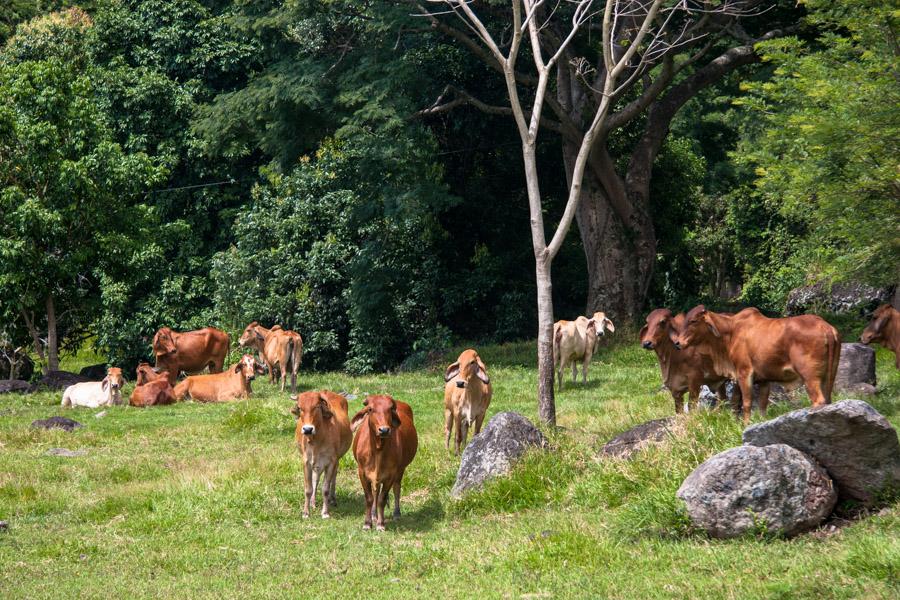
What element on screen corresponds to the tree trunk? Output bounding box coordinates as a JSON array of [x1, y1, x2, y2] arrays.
[[20, 308, 47, 375], [535, 257, 556, 425], [46, 295, 59, 372]]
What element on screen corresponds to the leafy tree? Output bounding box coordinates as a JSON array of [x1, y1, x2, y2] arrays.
[[0, 9, 163, 372], [734, 0, 899, 296]]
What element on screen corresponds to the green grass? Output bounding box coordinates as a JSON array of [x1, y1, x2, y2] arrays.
[[1, 339, 898, 599]]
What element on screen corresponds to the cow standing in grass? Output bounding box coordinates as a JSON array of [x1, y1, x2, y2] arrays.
[[553, 311, 615, 390], [152, 327, 230, 384], [443, 349, 492, 454], [238, 322, 303, 393], [291, 391, 352, 519]]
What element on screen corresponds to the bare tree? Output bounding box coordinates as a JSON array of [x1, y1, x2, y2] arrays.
[[416, 0, 787, 424]]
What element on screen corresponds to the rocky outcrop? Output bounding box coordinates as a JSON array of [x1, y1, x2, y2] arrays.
[[835, 343, 876, 393], [451, 412, 546, 498], [677, 444, 837, 538], [0, 380, 31, 395], [743, 400, 900, 505], [600, 418, 673, 459], [785, 282, 893, 316], [32, 370, 90, 390], [31, 417, 83, 432]]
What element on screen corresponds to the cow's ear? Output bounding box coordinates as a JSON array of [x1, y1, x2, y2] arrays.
[[391, 407, 401, 428], [233, 362, 243, 373], [290, 405, 300, 417], [444, 362, 460, 382], [350, 408, 369, 433], [604, 318, 615, 333], [101, 377, 109, 391], [318, 395, 333, 419], [704, 315, 721, 338], [476, 362, 490, 385], [639, 325, 648, 341]]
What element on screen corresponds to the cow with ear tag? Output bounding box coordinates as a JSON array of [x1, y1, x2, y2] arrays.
[[443, 349, 492, 454], [350, 394, 418, 531]]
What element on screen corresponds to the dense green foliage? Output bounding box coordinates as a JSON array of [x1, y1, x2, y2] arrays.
[[0, 0, 895, 372]]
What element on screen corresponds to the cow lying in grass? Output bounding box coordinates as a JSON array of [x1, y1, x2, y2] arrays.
[[173, 355, 261, 403], [61, 367, 125, 408]]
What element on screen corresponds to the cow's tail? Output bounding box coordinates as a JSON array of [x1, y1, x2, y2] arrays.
[[292, 335, 303, 373], [285, 336, 295, 374], [553, 324, 562, 370], [824, 326, 841, 402]]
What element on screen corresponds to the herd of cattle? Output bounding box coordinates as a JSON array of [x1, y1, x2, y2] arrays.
[[55, 303, 899, 529]]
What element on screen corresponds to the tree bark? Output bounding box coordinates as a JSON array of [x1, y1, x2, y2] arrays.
[[535, 256, 556, 425], [46, 295, 59, 372], [20, 307, 47, 375]]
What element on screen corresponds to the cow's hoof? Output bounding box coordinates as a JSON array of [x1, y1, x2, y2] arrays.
[[363, 523, 371, 531], [392, 511, 401, 521], [376, 524, 386, 532], [321, 513, 330, 520]]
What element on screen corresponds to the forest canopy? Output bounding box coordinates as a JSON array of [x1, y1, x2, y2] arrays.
[[0, 0, 897, 374]]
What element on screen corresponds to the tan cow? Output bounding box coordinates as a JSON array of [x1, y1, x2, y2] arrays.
[[443, 349, 492, 454], [860, 304, 900, 369], [674, 305, 841, 425], [173, 354, 260, 402], [238, 322, 303, 392], [291, 391, 352, 519], [152, 327, 230, 384], [553, 311, 615, 390]]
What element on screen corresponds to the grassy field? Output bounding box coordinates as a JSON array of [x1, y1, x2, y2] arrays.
[[1, 338, 898, 599]]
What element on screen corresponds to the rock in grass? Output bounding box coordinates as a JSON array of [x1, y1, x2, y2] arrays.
[[79, 363, 108, 380], [835, 343, 876, 393], [31, 416, 83, 432], [451, 412, 546, 498], [743, 400, 900, 505], [46, 448, 87, 457], [677, 444, 837, 538], [33, 370, 90, 390], [0, 380, 31, 395], [600, 417, 673, 459], [0, 520, 8, 532]]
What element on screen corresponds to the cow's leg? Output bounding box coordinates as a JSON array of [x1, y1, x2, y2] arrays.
[[581, 354, 590, 385], [474, 412, 485, 436], [444, 408, 454, 451], [738, 373, 754, 426], [571, 360, 578, 385], [310, 467, 321, 514], [302, 462, 313, 518], [392, 477, 402, 520], [375, 482, 387, 531], [459, 418, 470, 451], [454, 413, 463, 455], [290, 367, 297, 394], [757, 382, 771, 419], [557, 358, 566, 391], [687, 379, 701, 413], [320, 463, 334, 519], [804, 375, 827, 407], [359, 470, 373, 530], [729, 383, 743, 415], [328, 462, 338, 506], [672, 391, 685, 415]]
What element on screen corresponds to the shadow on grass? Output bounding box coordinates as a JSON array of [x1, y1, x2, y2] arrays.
[[328, 490, 445, 532]]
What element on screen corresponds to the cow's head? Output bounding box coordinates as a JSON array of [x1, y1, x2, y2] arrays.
[[589, 312, 616, 336], [152, 327, 177, 357], [861, 304, 893, 344], [351, 394, 401, 450], [639, 308, 676, 350], [290, 391, 334, 437], [135, 362, 166, 385], [233, 354, 258, 381], [238, 322, 265, 349], [102, 367, 125, 394], [674, 305, 718, 350], [444, 349, 489, 387]]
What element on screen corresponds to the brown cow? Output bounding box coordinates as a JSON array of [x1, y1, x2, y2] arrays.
[[173, 354, 260, 403], [443, 349, 492, 454], [291, 391, 352, 519], [860, 304, 900, 369], [351, 395, 418, 531], [238, 322, 303, 392], [152, 326, 230, 384], [640, 308, 728, 414], [674, 305, 841, 425], [130, 379, 176, 407], [135, 362, 169, 386]]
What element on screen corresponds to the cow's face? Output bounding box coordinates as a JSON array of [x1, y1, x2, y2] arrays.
[[103, 367, 125, 393], [590, 312, 616, 336], [351, 395, 401, 450], [290, 391, 333, 436], [444, 350, 489, 385], [153, 328, 177, 357], [135, 362, 165, 385], [233, 354, 257, 380], [674, 305, 716, 350], [640, 309, 674, 350], [861, 304, 892, 344], [238, 322, 264, 348]]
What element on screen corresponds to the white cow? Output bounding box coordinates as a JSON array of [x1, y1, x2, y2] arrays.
[[61, 367, 125, 408], [553, 312, 616, 390]]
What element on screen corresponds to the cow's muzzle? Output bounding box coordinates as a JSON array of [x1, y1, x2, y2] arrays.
[[455, 380, 466, 389], [302, 425, 315, 436], [673, 341, 682, 350], [641, 340, 653, 350], [377, 426, 391, 438]]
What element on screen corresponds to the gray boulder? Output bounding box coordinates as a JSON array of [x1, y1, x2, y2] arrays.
[[600, 417, 673, 459], [79, 364, 108, 380], [0, 380, 31, 395], [33, 370, 90, 390], [835, 343, 876, 392], [677, 444, 837, 538], [785, 282, 893, 316], [743, 400, 900, 505], [31, 416, 83, 432], [451, 412, 546, 498]]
